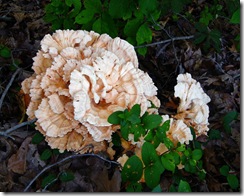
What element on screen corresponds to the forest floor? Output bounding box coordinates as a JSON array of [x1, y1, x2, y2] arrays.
[[0, 0, 240, 192]]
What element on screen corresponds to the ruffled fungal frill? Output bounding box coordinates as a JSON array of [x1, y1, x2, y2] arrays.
[[173, 73, 211, 137], [161, 115, 193, 145], [21, 29, 160, 154]]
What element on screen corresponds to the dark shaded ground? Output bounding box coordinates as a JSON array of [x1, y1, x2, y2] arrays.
[[0, 0, 240, 192]]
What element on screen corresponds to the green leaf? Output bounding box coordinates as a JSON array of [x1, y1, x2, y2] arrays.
[[127, 105, 141, 124], [124, 18, 142, 37], [52, 149, 61, 155], [144, 130, 154, 142], [51, 0, 62, 7], [223, 110, 238, 124], [129, 104, 141, 118], [194, 33, 207, 45], [136, 47, 147, 56], [161, 152, 175, 172], [126, 182, 142, 192], [32, 132, 45, 144], [63, 17, 75, 29], [171, 0, 184, 13], [163, 137, 174, 149], [75, 10, 95, 24], [108, 111, 123, 124], [121, 155, 143, 182], [152, 184, 162, 192], [43, 13, 59, 23], [198, 169, 206, 180], [227, 174, 239, 189], [84, 0, 102, 14], [65, 0, 73, 7], [127, 114, 141, 124], [156, 120, 170, 141], [192, 149, 203, 161], [0, 46, 11, 58], [195, 22, 208, 33], [209, 29, 221, 52], [121, 123, 130, 140], [65, 0, 82, 18], [144, 160, 164, 189], [136, 23, 152, 45], [208, 129, 221, 140], [223, 111, 238, 133], [41, 174, 57, 188], [51, 18, 64, 30], [152, 135, 161, 149], [169, 184, 177, 192], [172, 151, 180, 165], [138, 0, 157, 14], [184, 149, 191, 157], [178, 180, 191, 192], [189, 159, 196, 167], [220, 165, 229, 176], [150, 9, 161, 22], [132, 124, 145, 141], [176, 144, 186, 152], [199, 12, 213, 26], [59, 171, 75, 182], [142, 142, 159, 166], [184, 161, 196, 173], [44, 4, 55, 14], [142, 114, 162, 130], [109, 0, 134, 19], [230, 8, 240, 24], [92, 13, 118, 37], [40, 149, 52, 161]]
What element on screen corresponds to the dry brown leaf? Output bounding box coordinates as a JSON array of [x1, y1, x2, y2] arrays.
[[7, 137, 32, 174]]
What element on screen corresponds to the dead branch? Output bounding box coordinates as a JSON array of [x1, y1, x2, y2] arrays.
[[0, 118, 36, 139], [0, 68, 22, 110], [134, 35, 194, 48], [24, 151, 120, 192]]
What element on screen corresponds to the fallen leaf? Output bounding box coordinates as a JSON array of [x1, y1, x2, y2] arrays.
[[7, 137, 32, 174]]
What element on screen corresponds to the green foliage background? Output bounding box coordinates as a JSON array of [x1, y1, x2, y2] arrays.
[[44, 0, 240, 55]]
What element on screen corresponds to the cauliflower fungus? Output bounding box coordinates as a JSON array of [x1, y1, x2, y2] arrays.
[[21, 29, 160, 154]]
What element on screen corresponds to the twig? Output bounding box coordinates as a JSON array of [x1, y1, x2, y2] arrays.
[[134, 35, 194, 48], [0, 118, 36, 139], [24, 152, 120, 192], [0, 68, 21, 110]]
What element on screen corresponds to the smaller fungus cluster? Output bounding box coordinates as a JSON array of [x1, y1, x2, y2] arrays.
[[117, 73, 211, 169]]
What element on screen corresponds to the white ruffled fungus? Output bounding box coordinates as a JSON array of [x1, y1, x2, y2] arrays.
[[173, 73, 211, 136], [161, 115, 193, 145], [21, 29, 160, 154]]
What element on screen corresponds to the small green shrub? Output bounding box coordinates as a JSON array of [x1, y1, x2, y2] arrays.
[[44, 0, 193, 56], [44, 0, 239, 55], [220, 165, 239, 190], [108, 104, 205, 191]]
